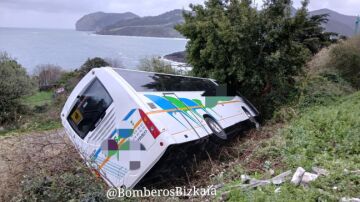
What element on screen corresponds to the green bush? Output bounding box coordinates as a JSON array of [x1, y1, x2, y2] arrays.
[[298, 73, 354, 109], [33, 104, 49, 113], [138, 57, 176, 74], [17, 168, 107, 201], [0, 52, 35, 125], [56, 71, 81, 92], [79, 57, 109, 77], [176, 0, 332, 118], [330, 36, 360, 89]]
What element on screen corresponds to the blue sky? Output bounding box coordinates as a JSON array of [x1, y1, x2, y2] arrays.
[[0, 0, 359, 29]]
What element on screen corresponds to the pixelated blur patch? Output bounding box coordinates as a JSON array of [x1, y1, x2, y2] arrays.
[[101, 139, 119, 157], [147, 102, 157, 109], [129, 161, 141, 170]]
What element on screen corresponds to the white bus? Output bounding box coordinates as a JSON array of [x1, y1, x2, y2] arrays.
[[60, 67, 259, 188]]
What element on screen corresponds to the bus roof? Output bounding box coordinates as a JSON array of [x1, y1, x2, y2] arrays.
[[111, 68, 217, 93], [110, 68, 216, 82]]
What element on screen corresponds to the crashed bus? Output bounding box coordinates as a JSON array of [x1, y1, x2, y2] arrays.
[[60, 67, 259, 188]]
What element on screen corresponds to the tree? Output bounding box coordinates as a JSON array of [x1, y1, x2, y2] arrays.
[[291, 1, 334, 54], [79, 57, 109, 77], [0, 52, 35, 124], [34, 64, 64, 90], [176, 0, 331, 117]]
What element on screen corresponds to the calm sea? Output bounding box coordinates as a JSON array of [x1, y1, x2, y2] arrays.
[[0, 27, 187, 73]]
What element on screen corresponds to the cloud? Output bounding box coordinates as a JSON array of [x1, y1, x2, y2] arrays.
[[0, 9, 81, 29], [0, 0, 204, 28], [306, 0, 360, 15], [1, 0, 85, 13], [256, 0, 360, 15], [0, 0, 203, 15], [0, 0, 359, 29]]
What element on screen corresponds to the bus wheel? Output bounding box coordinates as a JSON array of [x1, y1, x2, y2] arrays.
[[242, 107, 260, 129], [205, 117, 228, 141]]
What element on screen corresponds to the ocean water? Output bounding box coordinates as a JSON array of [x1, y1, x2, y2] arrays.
[[0, 27, 187, 73]]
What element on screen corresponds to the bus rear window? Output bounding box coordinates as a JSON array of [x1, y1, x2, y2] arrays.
[[67, 79, 112, 139]]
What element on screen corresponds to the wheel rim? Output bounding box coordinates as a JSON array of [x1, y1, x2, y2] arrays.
[[206, 118, 226, 139], [243, 108, 260, 129], [245, 110, 251, 118]]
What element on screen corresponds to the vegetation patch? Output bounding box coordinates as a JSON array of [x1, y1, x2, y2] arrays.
[[22, 91, 53, 108], [222, 91, 360, 201], [330, 36, 360, 89]]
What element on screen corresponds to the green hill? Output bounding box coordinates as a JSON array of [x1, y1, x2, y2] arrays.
[[97, 9, 184, 38], [221, 91, 360, 201], [75, 12, 139, 32]]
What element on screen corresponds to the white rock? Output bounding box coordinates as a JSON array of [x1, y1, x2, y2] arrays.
[[275, 187, 281, 193], [267, 169, 275, 176], [312, 167, 329, 176], [340, 197, 360, 202], [271, 170, 292, 185], [246, 179, 271, 188], [349, 170, 360, 174], [301, 172, 319, 184], [241, 174, 251, 184], [343, 169, 360, 174], [214, 183, 224, 189], [291, 167, 306, 185]]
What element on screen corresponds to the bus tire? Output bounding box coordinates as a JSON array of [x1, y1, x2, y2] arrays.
[[204, 117, 228, 142], [242, 107, 260, 129]]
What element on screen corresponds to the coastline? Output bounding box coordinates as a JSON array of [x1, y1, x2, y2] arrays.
[[89, 31, 188, 41], [161, 56, 192, 73]]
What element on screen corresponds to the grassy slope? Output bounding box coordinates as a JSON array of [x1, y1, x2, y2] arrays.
[[6, 38, 360, 200], [223, 91, 360, 201], [22, 91, 53, 107], [0, 91, 61, 136]]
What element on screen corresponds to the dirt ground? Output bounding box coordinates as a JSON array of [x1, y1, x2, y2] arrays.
[[0, 124, 277, 201], [0, 129, 78, 201]]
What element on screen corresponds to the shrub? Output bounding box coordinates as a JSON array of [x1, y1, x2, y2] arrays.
[[17, 166, 107, 201], [330, 36, 360, 89], [79, 57, 109, 77], [138, 57, 176, 74], [56, 71, 81, 92], [0, 52, 35, 124], [33, 104, 49, 113], [104, 57, 124, 68]]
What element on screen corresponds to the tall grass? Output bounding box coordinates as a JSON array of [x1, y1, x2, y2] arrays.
[[225, 91, 360, 201]]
